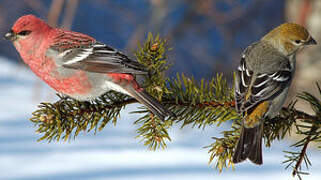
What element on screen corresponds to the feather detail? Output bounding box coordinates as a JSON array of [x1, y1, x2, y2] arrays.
[[233, 41, 294, 165], [50, 30, 148, 74]]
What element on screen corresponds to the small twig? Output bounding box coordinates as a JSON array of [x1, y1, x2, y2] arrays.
[[292, 135, 311, 177], [163, 100, 235, 108], [67, 99, 315, 121], [281, 107, 319, 121]]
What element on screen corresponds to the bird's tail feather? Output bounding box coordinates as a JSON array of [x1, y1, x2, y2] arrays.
[[232, 124, 263, 165], [127, 88, 175, 120]]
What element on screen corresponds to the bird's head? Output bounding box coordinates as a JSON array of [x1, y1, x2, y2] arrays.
[[262, 23, 317, 56], [4, 14, 51, 43]]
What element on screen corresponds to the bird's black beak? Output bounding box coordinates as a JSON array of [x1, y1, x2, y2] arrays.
[[4, 30, 16, 41], [306, 37, 317, 45]]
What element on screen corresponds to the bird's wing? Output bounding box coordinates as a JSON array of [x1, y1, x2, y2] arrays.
[[235, 44, 292, 117], [49, 30, 148, 74]]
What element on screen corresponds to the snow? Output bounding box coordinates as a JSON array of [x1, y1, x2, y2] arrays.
[[0, 57, 320, 180]]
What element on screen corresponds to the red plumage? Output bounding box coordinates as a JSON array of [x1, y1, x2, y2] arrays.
[[6, 14, 174, 120]]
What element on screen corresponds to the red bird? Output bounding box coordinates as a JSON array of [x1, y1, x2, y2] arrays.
[[5, 14, 174, 120]]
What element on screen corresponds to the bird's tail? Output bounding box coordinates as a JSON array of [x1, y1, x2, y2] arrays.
[[127, 88, 175, 121], [232, 123, 263, 165]]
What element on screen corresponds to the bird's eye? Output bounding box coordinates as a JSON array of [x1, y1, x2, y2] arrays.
[[18, 30, 31, 36], [294, 40, 302, 45]]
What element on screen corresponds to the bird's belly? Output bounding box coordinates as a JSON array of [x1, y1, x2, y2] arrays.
[[32, 67, 104, 101], [47, 70, 94, 100], [62, 73, 130, 101]]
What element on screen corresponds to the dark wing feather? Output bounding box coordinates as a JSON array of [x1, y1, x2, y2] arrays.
[[235, 56, 253, 113], [242, 69, 292, 115], [62, 42, 148, 74]]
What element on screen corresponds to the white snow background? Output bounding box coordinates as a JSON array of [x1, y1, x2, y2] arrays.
[[0, 57, 320, 180]]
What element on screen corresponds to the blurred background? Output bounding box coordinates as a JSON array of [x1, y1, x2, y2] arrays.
[[0, 0, 320, 179]]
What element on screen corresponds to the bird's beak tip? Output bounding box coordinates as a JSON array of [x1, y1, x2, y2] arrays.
[[307, 37, 317, 45], [4, 31, 14, 41]]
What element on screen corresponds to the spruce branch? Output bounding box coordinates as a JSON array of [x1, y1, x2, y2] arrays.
[[132, 33, 173, 149], [135, 33, 172, 101], [31, 92, 135, 142], [28, 34, 321, 179], [282, 83, 321, 180], [206, 119, 241, 172], [165, 73, 238, 128], [30, 33, 239, 149], [134, 112, 173, 150]]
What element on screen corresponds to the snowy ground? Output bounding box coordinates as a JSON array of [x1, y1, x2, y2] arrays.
[[0, 57, 320, 180]]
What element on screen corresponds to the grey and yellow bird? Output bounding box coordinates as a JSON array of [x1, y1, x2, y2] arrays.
[[233, 23, 317, 165]]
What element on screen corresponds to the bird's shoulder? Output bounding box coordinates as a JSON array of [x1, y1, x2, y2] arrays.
[[242, 41, 290, 73], [49, 28, 96, 52]]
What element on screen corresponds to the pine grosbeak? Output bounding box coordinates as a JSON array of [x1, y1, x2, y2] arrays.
[[4, 14, 174, 120], [232, 23, 317, 165]]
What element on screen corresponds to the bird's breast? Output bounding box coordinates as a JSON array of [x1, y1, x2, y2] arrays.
[[27, 54, 94, 98]]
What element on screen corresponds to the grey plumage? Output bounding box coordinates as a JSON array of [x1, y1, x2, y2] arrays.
[[233, 41, 295, 165]]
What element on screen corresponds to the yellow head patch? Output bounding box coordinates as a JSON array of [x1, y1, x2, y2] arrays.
[[276, 23, 309, 41], [264, 23, 310, 42]]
